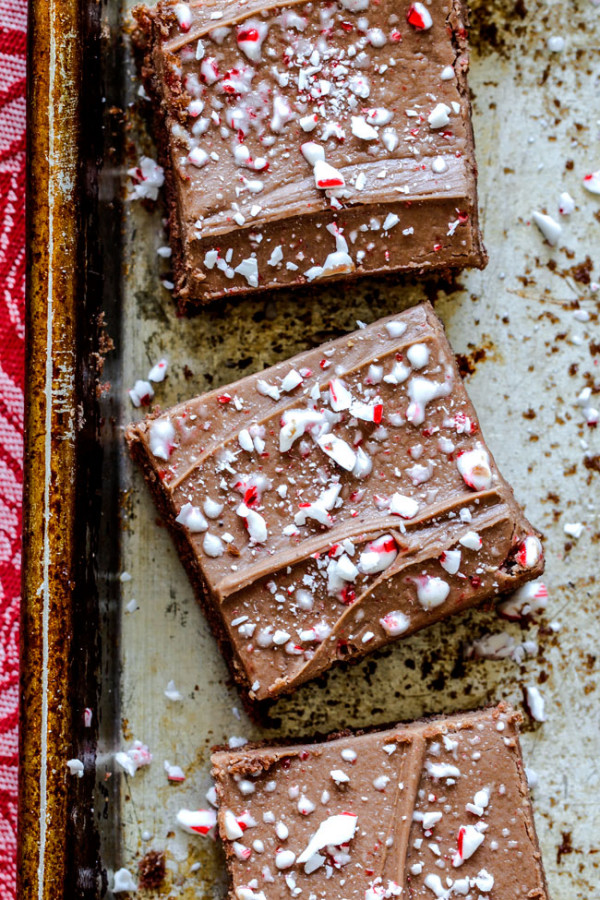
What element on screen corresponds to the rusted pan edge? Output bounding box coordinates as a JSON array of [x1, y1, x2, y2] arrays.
[[20, 0, 103, 897]]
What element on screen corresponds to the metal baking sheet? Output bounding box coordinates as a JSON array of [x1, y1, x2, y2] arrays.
[[23, 0, 599, 896]]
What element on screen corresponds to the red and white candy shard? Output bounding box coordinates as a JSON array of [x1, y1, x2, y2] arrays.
[[236, 20, 269, 62], [413, 575, 450, 610], [406, 376, 451, 425], [164, 761, 186, 782], [440, 549, 461, 575], [279, 408, 328, 452], [516, 534, 542, 568], [498, 580, 548, 619], [296, 813, 358, 864], [452, 824, 485, 867], [359, 535, 398, 574], [176, 502, 208, 533], [350, 400, 384, 423], [406, 2, 433, 30], [389, 492, 419, 518], [583, 170, 600, 195], [314, 159, 346, 190], [316, 433, 357, 471], [459, 530, 482, 551], [456, 445, 493, 491], [224, 809, 245, 840], [129, 379, 154, 408], [380, 610, 410, 636], [176, 808, 217, 835], [149, 418, 175, 461], [329, 377, 352, 411], [174, 2, 192, 32], [148, 358, 168, 382]]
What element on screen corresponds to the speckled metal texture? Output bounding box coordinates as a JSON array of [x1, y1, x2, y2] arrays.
[[31, 0, 600, 896], [21, 0, 104, 898]]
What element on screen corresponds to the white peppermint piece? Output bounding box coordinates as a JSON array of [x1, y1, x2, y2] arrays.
[[456, 445, 493, 491], [532, 211, 562, 246], [280, 408, 328, 451], [474, 870, 494, 892], [428, 103, 451, 129], [224, 810, 244, 840], [165, 762, 186, 782], [432, 156, 448, 173], [547, 35, 565, 52], [459, 530, 482, 551], [380, 611, 410, 637], [441, 65, 455, 80], [234, 256, 259, 287], [301, 141, 325, 165], [339, 0, 369, 9], [113, 868, 138, 893], [236, 19, 269, 62], [525, 685, 546, 722], [564, 521, 583, 539], [440, 549, 461, 575], [406, 376, 451, 425], [351, 116, 378, 140], [280, 369, 303, 392], [407, 343, 430, 369], [204, 498, 224, 519], [385, 321, 407, 338], [256, 378, 281, 401], [329, 377, 352, 411], [164, 679, 183, 701], [189, 146, 209, 168], [268, 245, 284, 266], [176, 503, 208, 533], [425, 761, 461, 779], [389, 493, 419, 519], [316, 433, 357, 471], [583, 170, 600, 195], [297, 814, 358, 863], [67, 758, 84, 778], [414, 575, 450, 611], [314, 159, 345, 190], [203, 532, 224, 557], [148, 418, 175, 460], [330, 769, 350, 784], [383, 213, 400, 231]]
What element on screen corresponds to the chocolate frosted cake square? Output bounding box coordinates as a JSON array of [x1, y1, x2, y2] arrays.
[[125, 303, 543, 709], [211, 704, 548, 899], [133, 0, 486, 312]]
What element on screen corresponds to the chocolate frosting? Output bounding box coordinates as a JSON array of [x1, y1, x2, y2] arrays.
[[133, 0, 486, 308], [211, 705, 548, 899], [126, 303, 544, 705]]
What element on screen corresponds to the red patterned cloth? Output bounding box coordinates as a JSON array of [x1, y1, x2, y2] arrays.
[[0, 1, 27, 897]]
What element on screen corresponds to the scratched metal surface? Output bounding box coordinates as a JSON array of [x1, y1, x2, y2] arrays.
[[96, 0, 600, 895]]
